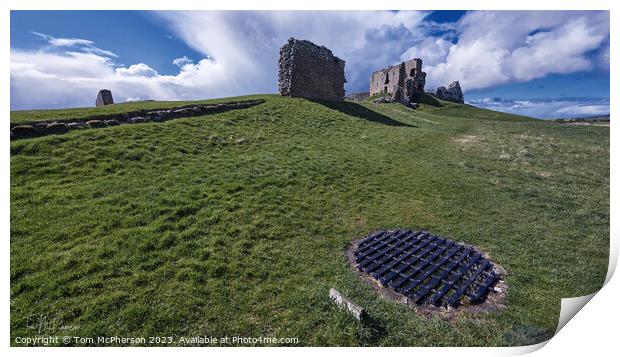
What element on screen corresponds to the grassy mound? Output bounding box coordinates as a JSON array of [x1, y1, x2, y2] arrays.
[[10, 94, 609, 346], [9, 95, 265, 126]]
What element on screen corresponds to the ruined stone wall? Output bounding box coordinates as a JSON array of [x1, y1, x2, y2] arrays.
[[370, 70, 387, 94], [435, 81, 464, 103], [403, 59, 419, 78], [369, 64, 402, 95], [369, 58, 426, 97], [403, 59, 426, 91], [278, 38, 346, 101]]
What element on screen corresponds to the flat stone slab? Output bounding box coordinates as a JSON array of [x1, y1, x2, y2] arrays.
[[329, 288, 366, 321]]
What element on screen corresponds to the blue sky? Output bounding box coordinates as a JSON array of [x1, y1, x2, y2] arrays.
[[10, 10, 610, 118]]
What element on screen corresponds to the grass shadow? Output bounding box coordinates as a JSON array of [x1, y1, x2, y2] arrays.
[[309, 99, 416, 128], [413, 93, 444, 107], [358, 314, 389, 344]]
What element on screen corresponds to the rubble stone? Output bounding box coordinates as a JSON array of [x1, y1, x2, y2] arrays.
[[11, 125, 37, 137], [127, 116, 149, 124], [86, 120, 106, 128], [46, 122, 68, 133]]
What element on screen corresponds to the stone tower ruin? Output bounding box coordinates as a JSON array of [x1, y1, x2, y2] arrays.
[[96, 89, 114, 107], [278, 38, 346, 101], [369, 59, 426, 104]]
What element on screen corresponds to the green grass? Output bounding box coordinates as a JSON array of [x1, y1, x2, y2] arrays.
[[10, 94, 609, 346], [413, 93, 535, 122]]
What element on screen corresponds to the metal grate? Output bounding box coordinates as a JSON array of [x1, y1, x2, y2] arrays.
[[354, 229, 498, 307]]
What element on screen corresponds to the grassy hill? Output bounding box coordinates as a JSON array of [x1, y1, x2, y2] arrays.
[[10, 94, 609, 346]]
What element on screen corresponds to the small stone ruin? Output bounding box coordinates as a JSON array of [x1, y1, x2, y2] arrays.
[[96, 89, 114, 107], [278, 38, 346, 101], [435, 81, 464, 104]]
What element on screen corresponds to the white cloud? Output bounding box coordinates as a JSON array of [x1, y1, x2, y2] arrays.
[[12, 50, 114, 78], [172, 56, 193, 68], [400, 37, 453, 67], [10, 47, 239, 109], [31, 31, 94, 47], [598, 41, 610, 71], [468, 97, 609, 119], [31, 31, 118, 58], [413, 11, 610, 91], [115, 63, 159, 77], [81, 46, 119, 59], [553, 103, 609, 117]]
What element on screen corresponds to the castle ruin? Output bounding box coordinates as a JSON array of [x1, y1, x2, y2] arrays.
[[369, 59, 426, 104], [278, 38, 346, 101]]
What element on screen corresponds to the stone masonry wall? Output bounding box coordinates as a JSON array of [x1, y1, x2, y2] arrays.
[[369, 58, 426, 98], [278, 38, 346, 101], [435, 81, 464, 103]]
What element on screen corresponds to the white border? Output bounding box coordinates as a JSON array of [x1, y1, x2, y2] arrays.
[[2, 1, 616, 356]]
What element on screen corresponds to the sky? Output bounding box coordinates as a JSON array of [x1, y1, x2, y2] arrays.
[[10, 10, 610, 119]]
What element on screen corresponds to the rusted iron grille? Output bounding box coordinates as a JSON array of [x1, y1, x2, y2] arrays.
[[354, 229, 497, 307]]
